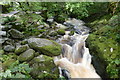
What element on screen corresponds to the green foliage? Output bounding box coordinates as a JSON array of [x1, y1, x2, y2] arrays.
[[2, 16, 17, 25], [0, 60, 32, 78], [65, 2, 94, 19], [106, 58, 120, 78], [0, 54, 17, 62]]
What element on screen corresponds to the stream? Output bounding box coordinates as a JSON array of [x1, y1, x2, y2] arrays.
[[54, 18, 101, 79]]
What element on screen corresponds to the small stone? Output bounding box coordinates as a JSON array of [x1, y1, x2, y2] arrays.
[[20, 39, 28, 45], [4, 45, 15, 52], [18, 49, 35, 62], [8, 29, 24, 39], [15, 45, 29, 55]]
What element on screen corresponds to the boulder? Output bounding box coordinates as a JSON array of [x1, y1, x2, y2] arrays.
[[18, 49, 35, 62], [28, 38, 61, 56], [15, 45, 29, 55], [4, 45, 15, 52], [29, 55, 59, 78], [8, 29, 24, 39]]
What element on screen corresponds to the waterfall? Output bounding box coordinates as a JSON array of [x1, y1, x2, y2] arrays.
[[54, 18, 101, 79]]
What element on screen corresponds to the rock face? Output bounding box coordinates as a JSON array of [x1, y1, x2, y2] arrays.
[[28, 38, 61, 56], [4, 45, 15, 52], [86, 14, 120, 78], [8, 29, 24, 39], [18, 49, 35, 62], [29, 55, 59, 78]]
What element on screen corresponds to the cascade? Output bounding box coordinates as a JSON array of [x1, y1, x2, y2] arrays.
[[54, 18, 101, 79]]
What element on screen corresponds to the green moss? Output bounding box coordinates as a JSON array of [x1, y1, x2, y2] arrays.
[[39, 44, 61, 57], [30, 55, 59, 78], [69, 31, 75, 36], [49, 31, 58, 37], [39, 29, 46, 33], [57, 29, 65, 35], [0, 50, 4, 55], [87, 14, 120, 78]]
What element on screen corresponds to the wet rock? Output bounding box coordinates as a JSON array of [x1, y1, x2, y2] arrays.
[[4, 45, 15, 52], [15, 45, 29, 55], [28, 38, 61, 56], [55, 23, 67, 29], [18, 49, 35, 62], [29, 55, 59, 78], [8, 29, 24, 39]]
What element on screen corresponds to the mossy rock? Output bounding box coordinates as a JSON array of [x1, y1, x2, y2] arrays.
[[30, 55, 59, 78], [49, 31, 58, 37], [28, 38, 62, 57], [3, 45, 15, 52], [8, 29, 24, 39], [18, 49, 35, 62], [15, 45, 29, 55], [86, 21, 120, 78], [57, 29, 65, 35], [69, 31, 75, 36]]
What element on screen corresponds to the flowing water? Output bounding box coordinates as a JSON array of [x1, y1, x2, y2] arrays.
[[54, 18, 101, 79]]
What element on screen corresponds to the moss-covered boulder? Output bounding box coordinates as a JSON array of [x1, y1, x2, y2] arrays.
[[86, 14, 120, 78], [8, 29, 24, 39], [28, 38, 61, 56], [15, 45, 29, 55], [18, 49, 35, 62], [29, 55, 59, 78]]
